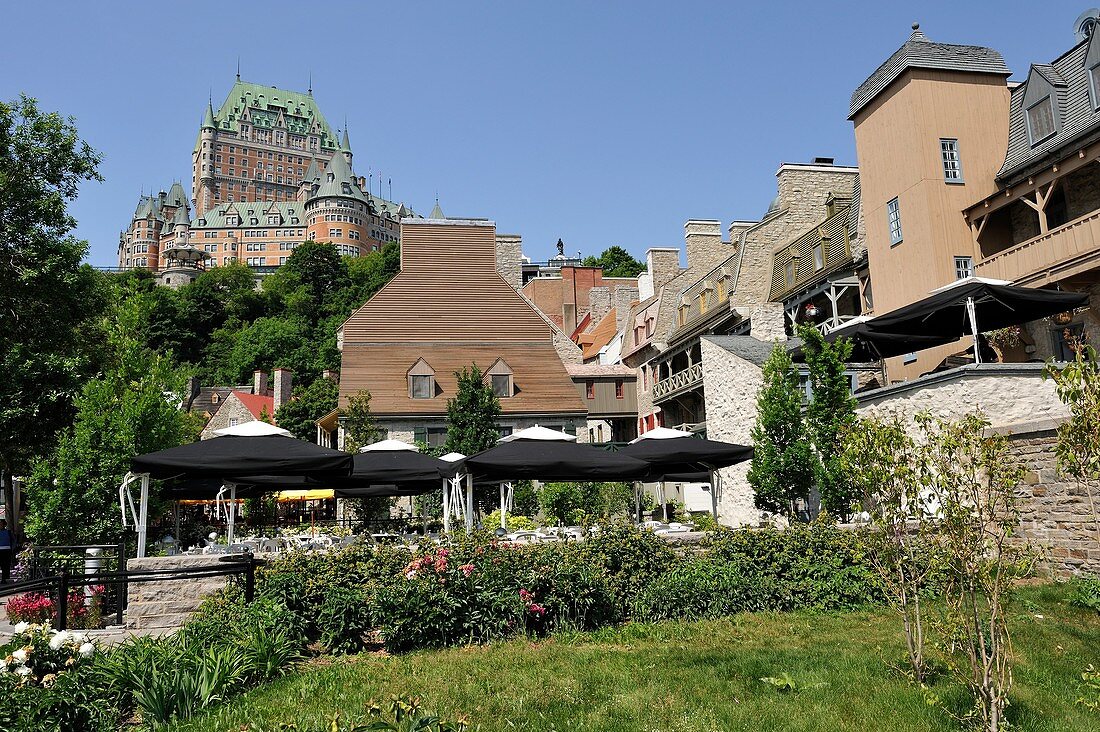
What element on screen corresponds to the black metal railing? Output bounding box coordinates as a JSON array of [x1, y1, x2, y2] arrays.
[[1, 554, 258, 631]]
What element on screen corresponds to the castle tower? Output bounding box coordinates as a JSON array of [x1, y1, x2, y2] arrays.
[[305, 151, 372, 255]]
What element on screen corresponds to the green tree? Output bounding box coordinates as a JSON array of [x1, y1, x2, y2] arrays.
[[581, 245, 645, 278], [275, 376, 340, 443], [444, 365, 501, 512], [747, 344, 814, 517], [799, 324, 857, 520], [0, 95, 108, 536], [1044, 342, 1100, 544], [340, 389, 389, 523], [23, 289, 201, 546]]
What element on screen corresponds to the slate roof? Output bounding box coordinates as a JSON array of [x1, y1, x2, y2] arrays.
[[849, 26, 1010, 119], [192, 201, 305, 229], [998, 35, 1100, 182], [195, 79, 338, 152], [702, 335, 794, 368]]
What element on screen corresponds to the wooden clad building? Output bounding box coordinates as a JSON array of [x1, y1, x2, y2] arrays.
[[328, 218, 587, 448]]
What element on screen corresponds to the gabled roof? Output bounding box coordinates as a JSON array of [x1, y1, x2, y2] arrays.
[[196, 78, 338, 151], [309, 151, 368, 204], [230, 390, 276, 423], [849, 25, 1010, 119], [999, 33, 1100, 182], [193, 201, 304, 228], [581, 308, 619, 361]]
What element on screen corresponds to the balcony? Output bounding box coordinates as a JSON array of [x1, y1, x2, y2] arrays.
[[653, 363, 703, 402], [976, 207, 1100, 287]]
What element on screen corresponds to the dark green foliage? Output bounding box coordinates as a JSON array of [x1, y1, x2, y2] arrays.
[[539, 481, 632, 525], [0, 663, 120, 732], [444, 365, 501, 456], [703, 521, 883, 610], [634, 560, 790, 621], [577, 522, 676, 613], [342, 389, 383, 453], [518, 547, 618, 632], [0, 95, 109, 532], [798, 324, 857, 519], [748, 343, 814, 516], [1069, 576, 1100, 613], [275, 374, 340, 442], [318, 585, 373, 654], [581, 245, 645, 278]]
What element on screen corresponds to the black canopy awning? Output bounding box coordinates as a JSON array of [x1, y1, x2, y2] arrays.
[[461, 439, 650, 482], [618, 436, 753, 480], [796, 280, 1087, 360], [131, 435, 354, 481]]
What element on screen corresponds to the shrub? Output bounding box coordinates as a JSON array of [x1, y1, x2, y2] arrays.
[[634, 560, 790, 621], [5, 587, 105, 629], [703, 520, 883, 611], [517, 546, 618, 633], [370, 547, 523, 653], [578, 522, 676, 614], [0, 624, 114, 732], [1069, 576, 1100, 613], [484, 510, 538, 532], [317, 584, 373, 654]]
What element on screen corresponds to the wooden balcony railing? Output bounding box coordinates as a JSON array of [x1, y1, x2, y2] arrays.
[[653, 363, 704, 401], [976, 208, 1100, 286]]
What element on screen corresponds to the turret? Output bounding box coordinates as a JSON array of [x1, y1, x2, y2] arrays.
[[341, 126, 353, 166]]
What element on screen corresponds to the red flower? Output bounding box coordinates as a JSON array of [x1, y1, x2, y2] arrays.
[[459, 563, 475, 577]]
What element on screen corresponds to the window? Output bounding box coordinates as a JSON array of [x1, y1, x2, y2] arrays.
[[940, 138, 963, 181], [1027, 97, 1056, 144], [784, 259, 796, 286], [1091, 64, 1100, 109], [615, 379, 624, 399], [491, 374, 512, 398], [887, 197, 903, 245], [410, 375, 433, 399], [229, 417, 239, 427], [813, 243, 825, 271], [1052, 322, 1084, 361], [585, 380, 595, 400], [413, 426, 448, 448], [954, 256, 974, 280]]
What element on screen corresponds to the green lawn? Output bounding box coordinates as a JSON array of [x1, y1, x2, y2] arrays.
[[169, 584, 1099, 732]]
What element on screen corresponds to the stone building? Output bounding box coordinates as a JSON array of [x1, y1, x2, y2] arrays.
[[118, 78, 417, 277], [193, 369, 293, 439]]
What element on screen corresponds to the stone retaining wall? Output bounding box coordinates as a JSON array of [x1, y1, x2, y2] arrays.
[[124, 555, 240, 630]]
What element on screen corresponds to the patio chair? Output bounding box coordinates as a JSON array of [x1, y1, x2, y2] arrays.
[[259, 539, 282, 553]]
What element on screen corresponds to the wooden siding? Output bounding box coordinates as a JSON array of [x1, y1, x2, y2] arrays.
[[340, 220, 586, 417], [572, 377, 638, 416]]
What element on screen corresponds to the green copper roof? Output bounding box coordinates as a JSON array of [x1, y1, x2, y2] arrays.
[[217, 80, 335, 141], [171, 202, 191, 226], [429, 200, 445, 219], [310, 149, 366, 203], [341, 127, 351, 152], [202, 101, 216, 130], [192, 201, 306, 229], [165, 181, 189, 209]]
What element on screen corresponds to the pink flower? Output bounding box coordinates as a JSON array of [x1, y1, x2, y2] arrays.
[[519, 589, 532, 602], [436, 548, 450, 558], [434, 558, 448, 573], [459, 563, 475, 577], [529, 603, 546, 616]]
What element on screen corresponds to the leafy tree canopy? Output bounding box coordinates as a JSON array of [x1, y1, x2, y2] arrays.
[[275, 376, 339, 443], [581, 246, 645, 278]]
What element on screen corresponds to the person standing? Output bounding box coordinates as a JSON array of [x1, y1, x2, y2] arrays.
[[0, 519, 13, 583]]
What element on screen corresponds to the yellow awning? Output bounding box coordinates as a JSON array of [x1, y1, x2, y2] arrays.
[[275, 489, 335, 502]]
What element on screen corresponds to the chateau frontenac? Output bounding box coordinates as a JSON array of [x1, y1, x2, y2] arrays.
[[117, 77, 417, 286]]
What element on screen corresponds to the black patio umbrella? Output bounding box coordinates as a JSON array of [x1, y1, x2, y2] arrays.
[[131, 435, 354, 481], [798, 280, 1088, 361], [462, 439, 651, 482]]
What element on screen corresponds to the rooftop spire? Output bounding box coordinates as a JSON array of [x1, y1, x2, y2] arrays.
[[429, 198, 445, 220], [341, 119, 351, 152], [236, 56, 241, 81], [202, 98, 216, 130], [307, 70, 312, 96]]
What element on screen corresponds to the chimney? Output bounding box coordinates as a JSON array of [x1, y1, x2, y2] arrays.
[[646, 248, 682, 291], [184, 375, 200, 410], [614, 285, 639, 333], [589, 286, 612, 329], [684, 220, 729, 272], [253, 370, 269, 396], [273, 368, 293, 415]]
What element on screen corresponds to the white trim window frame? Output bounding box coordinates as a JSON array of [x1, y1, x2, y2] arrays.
[[940, 138, 963, 182], [1026, 96, 1056, 146], [887, 197, 903, 246]]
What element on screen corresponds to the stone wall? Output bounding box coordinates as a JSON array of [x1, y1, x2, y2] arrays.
[[124, 555, 242, 629], [747, 303, 786, 342], [200, 395, 258, 439], [684, 219, 733, 273], [613, 285, 639, 334], [700, 337, 763, 527], [589, 286, 612, 329], [646, 248, 682, 291], [855, 364, 1069, 428], [990, 420, 1100, 576], [495, 234, 523, 290]]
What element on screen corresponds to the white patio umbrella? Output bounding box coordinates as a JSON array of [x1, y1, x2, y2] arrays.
[[439, 452, 467, 534]]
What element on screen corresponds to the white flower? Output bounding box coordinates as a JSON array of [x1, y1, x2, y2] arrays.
[[15, 665, 31, 676], [11, 622, 29, 634], [49, 630, 71, 650], [11, 649, 27, 663], [78, 643, 95, 658], [70, 632, 86, 645]]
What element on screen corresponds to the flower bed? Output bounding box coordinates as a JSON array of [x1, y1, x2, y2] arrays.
[[5, 586, 105, 629]]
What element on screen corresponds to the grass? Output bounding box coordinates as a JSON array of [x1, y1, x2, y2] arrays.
[[168, 584, 1098, 732]]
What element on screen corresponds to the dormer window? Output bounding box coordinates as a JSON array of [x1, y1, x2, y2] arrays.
[[1026, 97, 1056, 145], [408, 358, 436, 399], [1091, 63, 1100, 110], [485, 358, 514, 398]]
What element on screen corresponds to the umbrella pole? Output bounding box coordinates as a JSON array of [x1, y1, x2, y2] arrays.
[[710, 470, 718, 523], [661, 481, 669, 522], [442, 478, 450, 535], [227, 484, 237, 546], [136, 474, 150, 559], [499, 483, 507, 530], [634, 482, 641, 523], [967, 296, 982, 365], [465, 474, 474, 535]]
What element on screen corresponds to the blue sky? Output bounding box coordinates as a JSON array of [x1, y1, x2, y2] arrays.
[[0, 1, 1090, 267]]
